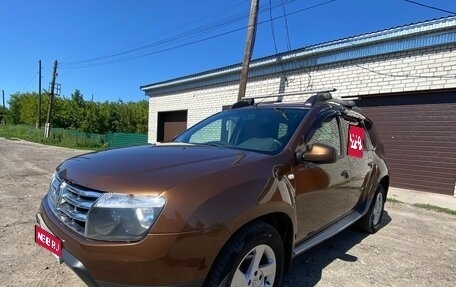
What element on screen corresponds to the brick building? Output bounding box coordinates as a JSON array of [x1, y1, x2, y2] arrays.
[[141, 16, 456, 196]]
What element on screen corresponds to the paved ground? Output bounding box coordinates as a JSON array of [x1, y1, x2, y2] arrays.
[[0, 137, 455, 287], [388, 186, 456, 211]]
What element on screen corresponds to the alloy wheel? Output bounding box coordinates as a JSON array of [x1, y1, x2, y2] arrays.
[[231, 244, 276, 287]]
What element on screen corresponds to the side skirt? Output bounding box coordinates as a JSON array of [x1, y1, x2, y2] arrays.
[[292, 211, 363, 257]]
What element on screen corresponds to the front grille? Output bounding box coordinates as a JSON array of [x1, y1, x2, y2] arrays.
[[47, 173, 102, 236]]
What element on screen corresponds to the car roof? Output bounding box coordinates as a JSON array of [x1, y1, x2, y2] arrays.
[[230, 93, 370, 122]]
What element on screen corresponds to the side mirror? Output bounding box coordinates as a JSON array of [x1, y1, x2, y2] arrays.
[[296, 143, 337, 164]]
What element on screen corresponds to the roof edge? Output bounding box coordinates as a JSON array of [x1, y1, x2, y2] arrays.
[[141, 16, 456, 93]]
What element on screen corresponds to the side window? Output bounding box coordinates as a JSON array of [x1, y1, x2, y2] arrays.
[[364, 121, 378, 148], [278, 123, 288, 138], [307, 117, 341, 156], [362, 123, 374, 150], [343, 117, 371, 157]]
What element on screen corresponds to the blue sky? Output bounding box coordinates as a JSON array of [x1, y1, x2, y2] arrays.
[[1, 0, 455, 104]]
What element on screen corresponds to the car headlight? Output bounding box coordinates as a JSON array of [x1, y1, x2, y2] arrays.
[[86, 193, 166, 242]]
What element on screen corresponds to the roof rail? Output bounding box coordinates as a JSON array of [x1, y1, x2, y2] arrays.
[[327, 98, 356, 108], [304, 91, 356, 108], [232, 88, 355, 109], [304, 92, 332, 107], [242, 89, 336, 101], [231, 98, 255, 109]]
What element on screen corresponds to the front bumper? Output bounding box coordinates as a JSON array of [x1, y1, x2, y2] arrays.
[[62, 248, 203, 287], [37, 197, 225, 287]]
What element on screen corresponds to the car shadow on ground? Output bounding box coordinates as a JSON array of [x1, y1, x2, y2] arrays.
[[282, 211, 392, 287]]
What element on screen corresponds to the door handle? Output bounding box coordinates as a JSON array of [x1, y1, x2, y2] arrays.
[[341, 170, 350, 179], [368, 162, 374, 168]]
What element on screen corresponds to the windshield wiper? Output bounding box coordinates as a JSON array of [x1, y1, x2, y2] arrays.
[[199, 142, 227, 148]]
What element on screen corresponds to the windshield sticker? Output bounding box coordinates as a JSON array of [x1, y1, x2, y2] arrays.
[[348, 125, 364, 158]]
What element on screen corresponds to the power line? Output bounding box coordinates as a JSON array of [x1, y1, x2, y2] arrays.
[[269, 0, 281, 55], [62, 2, 250, 65], [404, 0, 456, 15], [61, 0, 252, 64], [278, 0, 313, 92], [61, 27, 251, 69], [268, 0, 289, 83], [62, 0, 297, 67], [356, 64, 456, 79], [61, 0, 337, 69], [281, 0, 292, 51], [18, 72, 38, 92]]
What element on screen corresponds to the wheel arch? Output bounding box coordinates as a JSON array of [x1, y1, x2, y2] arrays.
[[379, 175, 390, 198], [203, 211, 295, 284], [255, 212, 294, 272]]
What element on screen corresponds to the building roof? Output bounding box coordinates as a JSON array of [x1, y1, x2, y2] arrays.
[[141, 16, 456, 95]]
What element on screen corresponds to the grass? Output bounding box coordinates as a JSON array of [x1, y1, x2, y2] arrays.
[[0, 124, 106, 150], [386, 197, 403, 203], [387, 196, 455, 216], [413, 203, 456, 216]]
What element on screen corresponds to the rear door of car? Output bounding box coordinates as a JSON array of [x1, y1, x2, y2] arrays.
[[342, 116, 376, 212]]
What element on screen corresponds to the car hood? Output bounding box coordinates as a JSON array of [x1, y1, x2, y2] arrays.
[[56, 143, 266, 195]]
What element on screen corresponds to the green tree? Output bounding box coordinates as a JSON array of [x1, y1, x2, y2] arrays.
[[6, 90, 149, 134], [81, 101, 102, 133], [0, 106, 8, 125], [53, 90, 86, 129], [8, 92, 40, 125]]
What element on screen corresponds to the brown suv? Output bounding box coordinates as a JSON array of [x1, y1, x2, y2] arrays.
[[35, 92, 389, 287]]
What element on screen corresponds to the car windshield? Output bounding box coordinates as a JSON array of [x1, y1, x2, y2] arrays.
[[174, 107, 308, 155]]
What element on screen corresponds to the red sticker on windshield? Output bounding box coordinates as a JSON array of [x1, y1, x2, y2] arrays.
[[348, 125, 364, 158]]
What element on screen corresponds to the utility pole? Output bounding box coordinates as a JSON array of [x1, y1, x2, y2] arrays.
[[1, 90, 4, 126], [237, 0, 259, 101], [37, 60, 42, 129], [44, 60, 58, 138]]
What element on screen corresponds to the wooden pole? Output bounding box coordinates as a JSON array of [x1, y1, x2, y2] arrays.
[[37, 60, 42, 129], [237, 0, 259, 101], [44, 60, 58, 138]]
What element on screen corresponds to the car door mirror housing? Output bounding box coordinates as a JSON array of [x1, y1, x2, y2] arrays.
[[297, 143, 337, 164]]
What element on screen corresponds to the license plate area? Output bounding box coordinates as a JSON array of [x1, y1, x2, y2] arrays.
[[35, 222, 63, 262]]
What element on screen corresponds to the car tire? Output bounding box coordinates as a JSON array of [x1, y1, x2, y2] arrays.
[[205, 221, 284, 287], [358, 185, 386, 234]]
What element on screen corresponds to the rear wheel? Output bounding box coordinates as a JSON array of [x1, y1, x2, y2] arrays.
[[205, 222, 284, 287], [358, 186, 386, 233]]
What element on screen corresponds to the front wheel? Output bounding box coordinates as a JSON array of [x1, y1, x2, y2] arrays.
[[205, 222, 284, 287], [358, 186, 386, 233]]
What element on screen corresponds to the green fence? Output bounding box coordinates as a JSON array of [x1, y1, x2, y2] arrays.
[[52, 128, 148, 148], [106, 133, 148, 148]]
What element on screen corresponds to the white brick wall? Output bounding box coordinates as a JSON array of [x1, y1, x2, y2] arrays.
[[148, 84, 239, 142], [148, 45, 456, 143]]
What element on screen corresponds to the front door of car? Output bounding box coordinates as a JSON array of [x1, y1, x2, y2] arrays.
[[293, 114, 351, 241]]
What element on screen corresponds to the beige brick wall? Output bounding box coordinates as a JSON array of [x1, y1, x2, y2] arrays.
[[149, 45, 456, 143]]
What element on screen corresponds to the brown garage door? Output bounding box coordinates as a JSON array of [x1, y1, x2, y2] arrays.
[[157, 110, 188, 142], [356, 91, 456, 195]]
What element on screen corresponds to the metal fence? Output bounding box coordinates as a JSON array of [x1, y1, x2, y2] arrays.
[[52, 128, 148, 148], [106, 133, 148, 148]]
